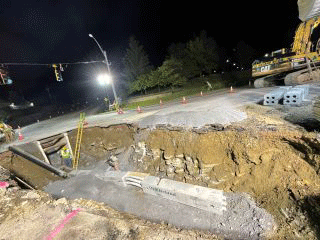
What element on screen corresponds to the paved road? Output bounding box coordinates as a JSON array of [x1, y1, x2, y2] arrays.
[[3, 85, 320, 153], [0, 87, 275, 152]]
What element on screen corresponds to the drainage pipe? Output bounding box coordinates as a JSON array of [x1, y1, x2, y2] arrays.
[[9, 146, 68, 178]]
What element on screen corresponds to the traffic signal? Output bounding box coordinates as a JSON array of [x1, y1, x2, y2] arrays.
[[52, 64, 63, 82]]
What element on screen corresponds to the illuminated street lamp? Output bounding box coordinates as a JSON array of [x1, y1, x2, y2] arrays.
[[98, 74, 112, 86], [89, 34, 118, 104]]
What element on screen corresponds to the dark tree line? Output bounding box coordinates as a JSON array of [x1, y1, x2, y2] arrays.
[[123, 31, 257, 94]]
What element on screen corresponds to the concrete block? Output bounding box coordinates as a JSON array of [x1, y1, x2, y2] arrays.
[[264, 89, 285, 101], [141, 176, 227, 215], [293, 84, 309, 98], [279, 86, 293, 91], [283, 88, 304, 105], [263, 99, 279, 105], [263, 88, 289, 106]]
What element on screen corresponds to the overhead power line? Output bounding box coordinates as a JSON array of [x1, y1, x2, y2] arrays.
[[0, 60, 104, 66]]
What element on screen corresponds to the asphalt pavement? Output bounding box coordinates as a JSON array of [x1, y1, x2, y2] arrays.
[[6, 85, 320, 152], [0, 87, 277, 152]]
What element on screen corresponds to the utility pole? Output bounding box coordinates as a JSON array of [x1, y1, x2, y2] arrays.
[[89, 34, 118, 104]]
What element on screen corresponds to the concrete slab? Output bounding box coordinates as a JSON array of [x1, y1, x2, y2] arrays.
[[45, 168, 275, 240]]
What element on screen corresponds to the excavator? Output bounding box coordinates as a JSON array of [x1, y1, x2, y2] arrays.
[[252, 0, 320, 88]]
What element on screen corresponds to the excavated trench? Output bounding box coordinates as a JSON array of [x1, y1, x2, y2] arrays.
[[2, 124, 320, 239]]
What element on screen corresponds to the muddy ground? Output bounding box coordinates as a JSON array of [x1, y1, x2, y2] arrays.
[[1, 103, 320, 239]]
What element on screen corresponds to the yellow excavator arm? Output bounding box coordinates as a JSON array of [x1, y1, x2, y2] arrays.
[[292, 0, 320, 54], [292, 16, 320, 54]]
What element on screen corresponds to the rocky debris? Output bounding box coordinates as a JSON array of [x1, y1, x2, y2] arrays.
[[0, 165, 20, 193], [0, 165, 10, 181], [107, 155, 119, 170]]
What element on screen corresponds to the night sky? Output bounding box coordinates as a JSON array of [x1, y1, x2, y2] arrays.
[[0, 0, 301, 102]]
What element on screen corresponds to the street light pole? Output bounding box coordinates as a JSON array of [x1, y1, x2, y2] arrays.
[[89, 34, 118, 104]]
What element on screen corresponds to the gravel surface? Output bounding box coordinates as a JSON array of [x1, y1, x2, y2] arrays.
[[45, 167, 275, 240], [139, 96, 247, 129]]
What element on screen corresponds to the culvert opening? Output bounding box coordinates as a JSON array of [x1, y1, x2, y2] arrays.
[[2, 124, 320, 239]]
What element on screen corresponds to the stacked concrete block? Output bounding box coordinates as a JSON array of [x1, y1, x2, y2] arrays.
[[313, 96, 320, 121], [283, 85, 309, 105], [283, 88, 304, 105], [263, 85, 309, 106], [263, 88, 288, 105], [294, 84, 309, 98], [279, 86, 293, 92]]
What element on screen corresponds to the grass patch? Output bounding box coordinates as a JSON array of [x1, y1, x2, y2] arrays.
[[124, 80, 224, 109]]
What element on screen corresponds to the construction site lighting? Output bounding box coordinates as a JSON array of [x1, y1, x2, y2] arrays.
[[98, 74, 111, 86], [89, 33, 118, 104]]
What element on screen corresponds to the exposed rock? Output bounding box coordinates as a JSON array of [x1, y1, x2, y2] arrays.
[[21, 191, 41, 199]]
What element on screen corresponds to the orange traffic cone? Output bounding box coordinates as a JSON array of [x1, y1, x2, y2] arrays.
[[18, 126, 24, 141], [137, 106, 142, 113], [181, 96, 187, 104], [160, 99, 163, 108]]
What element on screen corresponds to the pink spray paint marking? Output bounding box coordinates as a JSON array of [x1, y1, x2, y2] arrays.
[[44, 208, 83, 240], [0, 181, 9, 188]]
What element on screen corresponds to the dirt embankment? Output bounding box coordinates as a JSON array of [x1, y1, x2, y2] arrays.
[[63, 120, 320, 239]]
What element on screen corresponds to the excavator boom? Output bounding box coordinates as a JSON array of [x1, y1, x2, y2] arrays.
[[252, 1, 320, 88], [298, 0, 320, 21]]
